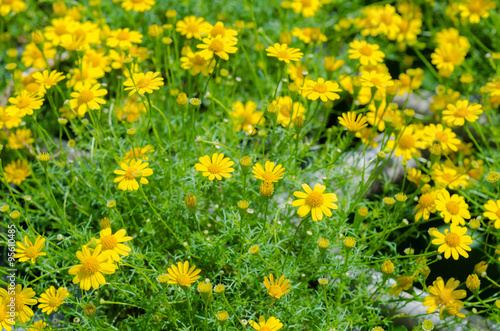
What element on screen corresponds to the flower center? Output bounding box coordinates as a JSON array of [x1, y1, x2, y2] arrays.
[[359, 45, 373, 56], [445, 200, 460, 215], [101, 235, 118, 250], [16, 97, 32, 109], [55, 25, 68, 36], [444, 232, 460, 247], [434, 131, 449, 143], [306, 191, 324, 208], [14, 294, 24, 311], [398, 134, 415, 150], [313, 83, 328, 93], [278, 51, 291, 59], [436, 289, 452, 305], [177, 273, 191, 286], [301, 0, 312, 6], [453, 106, 469, 118], [268, 284, 282, 298], [48, 297, 60, 307], [419, 193, 434, 208], [24, 246, 39, 258], [208, 39, 225, 52], [208, 164, 222, 174], [83, 257, 100, 275], [117, 30, 130, 40], [125, 166, 137, 180], [260, 171, 276, 182], [211, 26, 226, 38], [186, 23, 199, 34], [135, 78, 151, 89], [468, 1, 482, 13], [78, 90, 94, 104], [192, 55, 205, 66]]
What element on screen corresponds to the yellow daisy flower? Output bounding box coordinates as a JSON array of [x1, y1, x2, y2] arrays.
[[113, 159, 154, 191], [96, 228, 133, 262], [180, 51, 215, 76], [430, 164, 469, 190], [196, 35, 238, 61], [121, 0, 155, 12], [264, 274, 291, 299], [0, 297, 15, 330], [431, 223, 472, 260], [292, 183, 338, 222], [32, 70, 65, 94], [423, 277, 466, 318], [348, 40, 385, 65], [69, 83, 108, 117], [249, 315, 283, 331], [338, 111, 368, 132], [3, 159, 32, 185], [167, 261, 202, 287], [123, 145, 155, 163], [269, 96, 306, 127], [458, 0, 496, 24], [301, 78, 342, 102], [482, 200, 500, 229], [230, 100, 265, 134], [6, 90, 44, 117], [386, 125, 426, 161], [435, 190, 470, 225], [442, 99, 483, 126], [37, 286, 69, 315], [252, 161, 286, 183], [7, 128, 35, 150], [107, 28, 143, 49], [123, 71, 164, 96], [195, 153, 235, 181], [361, 71, 394, 90], [176, 15, 212, 40], [0, 284, 37, 323], [414, 189, 442, 221], [266, 43, 303, 63], [0, 0, 27, 16], [68, 244, 118, 290], [14, 235, 46, 264], [0, 105, 23, 129], [290, 0, 321, 18], [422, 124, 461, 153]]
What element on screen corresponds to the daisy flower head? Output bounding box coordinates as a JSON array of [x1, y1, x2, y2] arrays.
[[301, 78, 342, 102], [252, 161, 285, 183], [249, 315, 283, 331], [32, 70, 65, 94], [435, 190, 470, 225], [121, 0, 155, 12], [0, 284, 37, 323], [266, 43, 303, 63], [361, 71, 394, 90], [0, 0, 27, 16], [123, 71, 164, 96], [107, 28, 143, 49], [195, 153, 235, 181], [482, 199, 500, 229], [37, 286, 69, 315], [14, 235, 46, 264], [290, 0, 321, 18], [348, 40, 385, 65], [69, 83, 108, 117], [176, 15, 212, 40], [113, 159, 154, 191], [292, 183, 338, 222], [68, 244, 118, 291], [95, 228, 133, 262], [264, 274, 291, 299], [6, 90, 44, 117], [431, 223, 472, 260], [458, 0, 496, 24], [167, 261, 202, 287], [196, 35, 238, 61], [442, 99, 483, 126], [338, 111, 368, 132], [423, 277, 466, 318], [386, 125, 426, 161], [3, 159, 32, 185], [180, 51, 215, 76], [0, 297, 15, 330]]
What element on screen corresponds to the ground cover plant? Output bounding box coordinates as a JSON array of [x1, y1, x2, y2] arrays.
[[1, 0, 500, 330]]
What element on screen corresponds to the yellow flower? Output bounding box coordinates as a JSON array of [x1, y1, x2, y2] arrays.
[[116, 97, 146, 122], [180, 51, 215, 76], [6, 90, 44, 117], [301, 78, 341, 102], [291, 27, 327, 44], [21, 43, 56, 69], [195, 153, 235, 181], [338, 111, 368, 132], [252, 161, 285, 183], [442, 99, 483, 126], [414, 189, 440, 221], [423, 277, 466, 318], [176, 15, 212, 40], [15, 235, 46, 264], [0, 0, 27, 16], [3, 159, 31, 185], [123, 145, 155, 162], [197, 35, 238, 60], [32, 70, 65, 94], [230, 100, 265, 134], [0, 284, 37, 323], [95, 228, 133, 262], [292, 183, 338, 222], [348, 40, 385, 65], [121, 0, 155, 12], [0, 106, 23, 129], [458, 0, 496, 23], [266, 43, 303, 63], [431, 223, 472, 260], [389, 275, 415, 297], [37, 286, 69, 315], [386, 125, 425, 161], [68, 244, 118, 290], [431, 44, 466, 75], [69, 83, 108, 117], [290, 0, 321, 18], [167, 261, 202, 287], [249, 315, 283, 331], [107, 28, 143, 49], [361, 71, 394, 90], [422, 124, 461, 153], [7, 128, 34, 150], [113, 159, 154, 191], [430, 164, 469, 190], [434, 190, 470, 225], [264, 274, 291, 299], [123, 71, 164, 96], [270, 96, 305, 127], [0, 297, 15, 330], [482, 200, 500, 229]]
